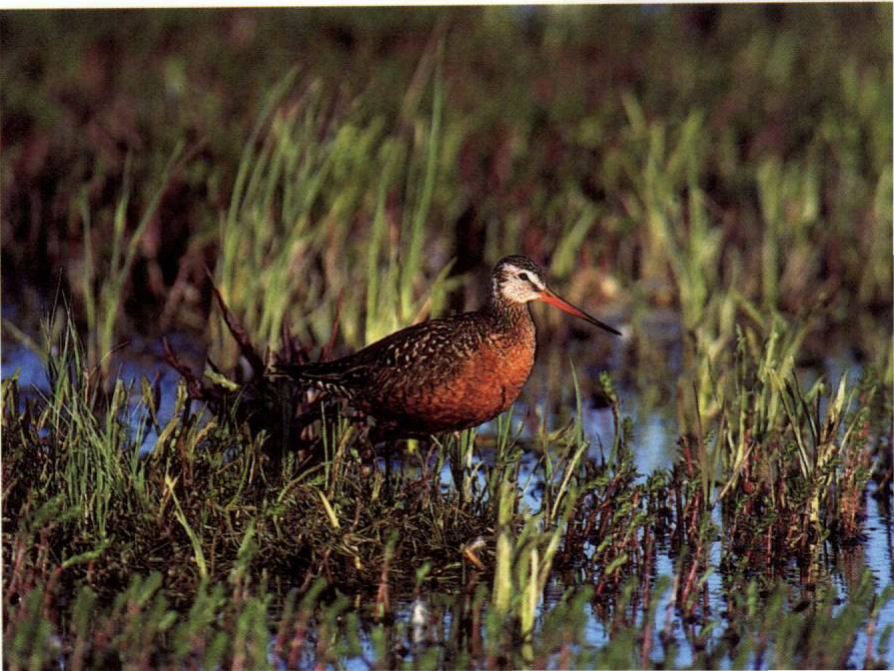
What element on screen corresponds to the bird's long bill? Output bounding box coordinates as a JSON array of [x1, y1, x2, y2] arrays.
[[539, 288, 622, 336]]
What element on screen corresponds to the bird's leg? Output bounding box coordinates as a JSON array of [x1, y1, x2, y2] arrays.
[[354, 422, 378, 472], [368, 424, 398, 501], [292, 401, 325, 437], [449, 430, 465, 505], [384, 441, 393, 500]]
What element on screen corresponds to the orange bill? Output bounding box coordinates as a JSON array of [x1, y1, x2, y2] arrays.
[[538, 288, 622, 336]]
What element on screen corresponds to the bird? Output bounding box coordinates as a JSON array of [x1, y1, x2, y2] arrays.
[[277, 255, 621, 436]]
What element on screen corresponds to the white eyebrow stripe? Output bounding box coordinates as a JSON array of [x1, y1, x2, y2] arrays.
[[521, 272, 545, 290], [507, 263, 545, 289]]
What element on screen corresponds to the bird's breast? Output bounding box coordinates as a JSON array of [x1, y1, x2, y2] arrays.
[[462, 334, 536, 413], [387, 326, 536, 432]]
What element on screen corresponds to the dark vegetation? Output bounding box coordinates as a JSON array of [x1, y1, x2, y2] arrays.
[[2, 6, 892, 669]]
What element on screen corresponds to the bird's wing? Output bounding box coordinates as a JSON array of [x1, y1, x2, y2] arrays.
[[278, 313, 483, 397]]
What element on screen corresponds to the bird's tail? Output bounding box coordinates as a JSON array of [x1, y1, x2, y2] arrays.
[[269, 360, 348, 385], [270, 360, 354, 400], [269, 362, 309, 381]]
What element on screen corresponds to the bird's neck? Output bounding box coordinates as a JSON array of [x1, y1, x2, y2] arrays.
[[482, 295, 534, 333]]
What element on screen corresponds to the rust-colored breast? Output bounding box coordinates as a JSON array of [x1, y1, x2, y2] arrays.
[[379, 329, 536, 433]]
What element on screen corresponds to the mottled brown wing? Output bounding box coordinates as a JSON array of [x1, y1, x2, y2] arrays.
[[294, 314, 482, 399], [353, 315, 483, 387], [362, 317, 482, 409]]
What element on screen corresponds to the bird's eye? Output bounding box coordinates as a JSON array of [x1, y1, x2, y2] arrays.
[[519, 272, 530, 282]]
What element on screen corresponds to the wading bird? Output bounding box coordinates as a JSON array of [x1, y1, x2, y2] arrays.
[[278, 255, 620, 436]]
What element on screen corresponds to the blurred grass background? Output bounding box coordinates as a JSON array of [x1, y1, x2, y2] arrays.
[[2, 8, 893, 668], [1, 5, 891, 372]]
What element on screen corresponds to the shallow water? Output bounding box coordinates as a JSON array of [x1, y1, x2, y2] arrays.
[[2, 319, 892, 668]]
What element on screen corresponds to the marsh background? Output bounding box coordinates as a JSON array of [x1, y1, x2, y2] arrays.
[[2, 5, 893, 670]]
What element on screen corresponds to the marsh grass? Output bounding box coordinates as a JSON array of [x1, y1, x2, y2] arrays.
[[3, 297, 892, 668], [211, 40, 457, 372], [5, 8, 889, 379], [78, 144, 186, 377], [2, 6, 892, 670]]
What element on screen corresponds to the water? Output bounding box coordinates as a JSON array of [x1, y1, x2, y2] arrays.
[[2, 321, 892, 667]]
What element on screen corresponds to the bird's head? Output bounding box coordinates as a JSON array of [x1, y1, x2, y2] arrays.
[[491, 255, 621, 336]]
